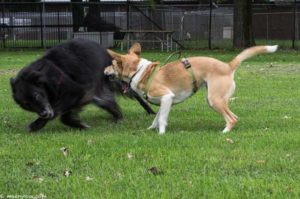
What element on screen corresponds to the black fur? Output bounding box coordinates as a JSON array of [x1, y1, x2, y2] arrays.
[[109, 79, 155, 115], [10, 39, 123, 132]]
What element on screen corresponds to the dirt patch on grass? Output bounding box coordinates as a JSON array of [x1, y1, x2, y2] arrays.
[[261, 64, 300, 74], [243, 64, 300, 75], [0, 69, 20, 75]]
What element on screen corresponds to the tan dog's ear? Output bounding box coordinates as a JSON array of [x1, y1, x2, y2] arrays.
[[128, 43, 141, 56], [107, 49, 122, 62]]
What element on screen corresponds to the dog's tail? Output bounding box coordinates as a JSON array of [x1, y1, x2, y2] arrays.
[[229, 45, 278, 71]]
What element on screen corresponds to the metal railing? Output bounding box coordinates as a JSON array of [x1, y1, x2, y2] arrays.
[[0, 2, 299, 49]]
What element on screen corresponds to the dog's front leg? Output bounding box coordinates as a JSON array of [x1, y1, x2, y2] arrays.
[[133, 93, 155, 114], [158, 93, 174, 135], [28, 117, 49, 132], [148, 109, 160, 130]]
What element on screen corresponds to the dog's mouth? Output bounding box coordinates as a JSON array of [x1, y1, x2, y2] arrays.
[[39, 104, 54, 119], [107, 73, 116, 80], [121, 82, 129, 93]]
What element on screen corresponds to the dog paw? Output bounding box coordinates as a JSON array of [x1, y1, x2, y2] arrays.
[[147, 125, 157, 130], [28, 118, 49, 132], [28, 123, 43, 132], [222, 127, 231, 133], [112, 117, 123, 124], [79, 122, 91, 129]]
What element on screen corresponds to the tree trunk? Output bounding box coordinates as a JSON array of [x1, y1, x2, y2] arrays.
[[71, 0, 84, 32], [233, 0, 255, 48]]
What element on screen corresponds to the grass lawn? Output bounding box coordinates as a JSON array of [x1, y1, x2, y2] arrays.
[[0, 48, 300, 198]]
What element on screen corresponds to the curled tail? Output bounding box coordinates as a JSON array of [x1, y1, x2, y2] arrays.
[[229, 45, 278, 71]]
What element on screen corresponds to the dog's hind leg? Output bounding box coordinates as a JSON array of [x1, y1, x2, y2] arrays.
[[93, 95, 123, 121], [208, 97, 237, 133], [222, 108, 238, 133], [28, 117, 49, 132], [60, 110, 90, 129], [157, 93, 174, 134], [207, 77, 238, 133]]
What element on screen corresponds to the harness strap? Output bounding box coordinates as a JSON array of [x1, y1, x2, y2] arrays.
[[143, 64, 160, 100], [181, 58, 198, 93]]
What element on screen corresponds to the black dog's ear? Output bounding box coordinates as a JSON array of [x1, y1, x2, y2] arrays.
[[24, 71, 46, 84]]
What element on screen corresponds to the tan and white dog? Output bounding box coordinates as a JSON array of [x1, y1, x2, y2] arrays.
[[104, 43, 278, 134]]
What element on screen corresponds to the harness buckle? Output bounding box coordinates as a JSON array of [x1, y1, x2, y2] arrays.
[[181, 58, 198, 93], [143, 92, 148, 100], [181, 58, 191, 69]]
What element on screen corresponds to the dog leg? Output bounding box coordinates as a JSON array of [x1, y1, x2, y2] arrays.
[[93, 96, 123, 121], [222, 108, 238, 133], [208, 98, 237, 133], [148, 109, 160, 130], [158, 93, 174, 134], [207, 78, 238, 133], [60, 110, 90, 129], [28, 117, 49, 132], [132, 92, 155, 114]]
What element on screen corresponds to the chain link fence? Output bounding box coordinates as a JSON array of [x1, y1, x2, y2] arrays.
[[0, 2, 299, 49]]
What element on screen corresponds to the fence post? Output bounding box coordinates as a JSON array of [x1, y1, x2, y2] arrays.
[[40, 3, 44, 48], [293, 0, 296, 49], [127, 0, 129, 30], [208, 0, 212, 49], [57, 8, 61, 43], [1, 3, 5, 48]]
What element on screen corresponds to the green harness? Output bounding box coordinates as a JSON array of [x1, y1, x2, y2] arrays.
[[142, 58, 198, 100]]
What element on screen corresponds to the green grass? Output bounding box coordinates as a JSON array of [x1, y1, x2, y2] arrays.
[[1, 48, 300, 198]]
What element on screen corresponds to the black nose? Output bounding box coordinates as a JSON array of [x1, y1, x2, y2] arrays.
[[39, 106, 54, 119], [107, 74, 116, 80], [40, 110, 50, 118], [40, 111, 47, 117]]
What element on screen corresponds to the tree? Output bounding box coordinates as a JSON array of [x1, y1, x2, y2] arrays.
[[71, 0, 84, 32], [233, 0, 255, 48]]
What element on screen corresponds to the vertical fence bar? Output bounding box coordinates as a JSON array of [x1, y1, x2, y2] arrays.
[[208, 0, 212, 49], [126, 0, 129, 30], [266, 5, 269, 44], [58, 8, 61, 43], [40, 2, 44, 48], [293, 0, 296, 49], [1, 3, 5, 48]]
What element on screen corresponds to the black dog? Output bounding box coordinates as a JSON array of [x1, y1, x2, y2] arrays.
[[10, 39, 153, 132]]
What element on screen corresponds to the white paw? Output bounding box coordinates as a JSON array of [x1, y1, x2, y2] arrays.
[[159, 126, 166, 135], [147, 125, 157, 130], [222, 127, 230, 133]]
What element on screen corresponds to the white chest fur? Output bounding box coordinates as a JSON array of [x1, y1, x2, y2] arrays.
[[130, 58, 152, 94]]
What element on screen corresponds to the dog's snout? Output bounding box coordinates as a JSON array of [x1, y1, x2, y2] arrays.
[[39, 105, 54, 119], [107, 73, 116, 80], [104, 70, 113, 76], [104, 69, 116, 79], [40, 111, 48, 118]]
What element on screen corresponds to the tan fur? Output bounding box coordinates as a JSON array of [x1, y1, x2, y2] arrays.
[[105, 43, 277, 133]]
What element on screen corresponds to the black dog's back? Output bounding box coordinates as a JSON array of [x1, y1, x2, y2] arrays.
[[44, 39, 111, 86]]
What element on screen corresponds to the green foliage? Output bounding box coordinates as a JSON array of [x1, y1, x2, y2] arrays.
[[0, 49, 300, 198]]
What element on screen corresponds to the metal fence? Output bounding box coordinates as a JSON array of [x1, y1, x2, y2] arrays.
[[0, 2, 299, 49]]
